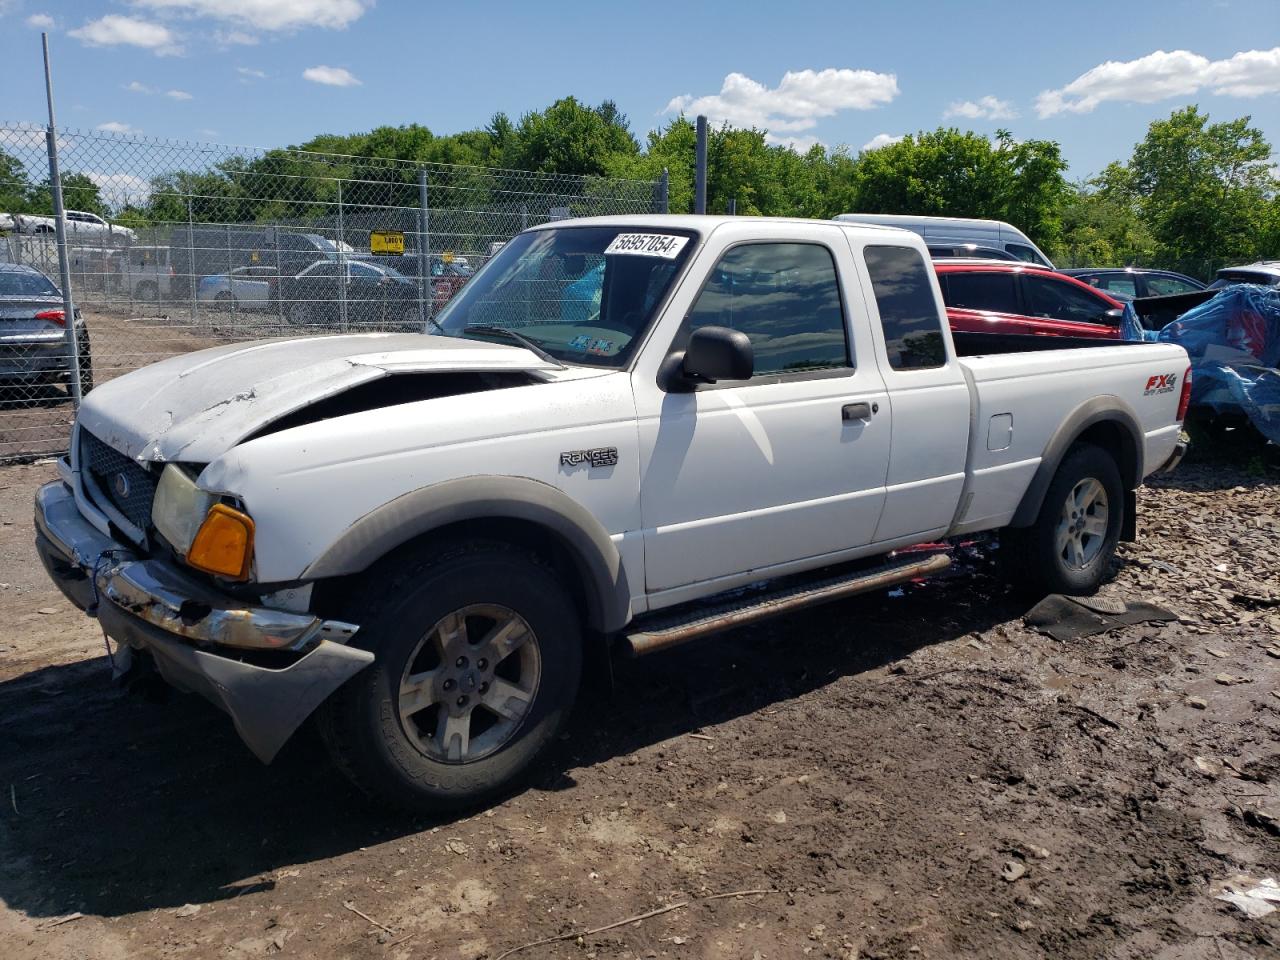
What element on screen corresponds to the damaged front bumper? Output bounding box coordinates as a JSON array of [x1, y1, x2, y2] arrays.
[[33, 480, 373, 762]]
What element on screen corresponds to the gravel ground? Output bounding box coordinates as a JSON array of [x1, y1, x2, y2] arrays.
[[0, 453, 1276, 960]]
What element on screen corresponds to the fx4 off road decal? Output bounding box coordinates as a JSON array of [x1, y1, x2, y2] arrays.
[[1144, 373, 1178, 396]]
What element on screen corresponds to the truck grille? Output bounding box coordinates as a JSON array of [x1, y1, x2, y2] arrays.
[[79, 429, 157, 534]]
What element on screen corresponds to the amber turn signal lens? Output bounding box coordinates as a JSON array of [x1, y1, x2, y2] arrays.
[[186, 504, 254, 580]]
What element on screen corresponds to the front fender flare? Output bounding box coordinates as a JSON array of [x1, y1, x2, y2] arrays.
[[302, 476, 631, 633]]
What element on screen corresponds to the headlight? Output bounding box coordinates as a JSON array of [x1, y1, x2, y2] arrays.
[[152, 464, 255, 580], [151, 463, 216, 554]]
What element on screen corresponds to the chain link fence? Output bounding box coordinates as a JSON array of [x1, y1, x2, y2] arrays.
[[0, 122, 667, 460]]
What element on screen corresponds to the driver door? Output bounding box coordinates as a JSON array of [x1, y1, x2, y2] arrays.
[[633, 227, 891, 599]]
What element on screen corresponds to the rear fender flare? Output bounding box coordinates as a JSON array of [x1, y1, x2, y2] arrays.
[[1010, 397, 1144, 528]]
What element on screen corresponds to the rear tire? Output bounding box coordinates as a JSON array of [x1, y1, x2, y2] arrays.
[[317, 539, 582, 812], [1002, 443, 1124, 596]]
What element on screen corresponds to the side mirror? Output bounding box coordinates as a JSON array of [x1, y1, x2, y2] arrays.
[[1102, 307, 1124, 321], [682, 326, 753, 384]]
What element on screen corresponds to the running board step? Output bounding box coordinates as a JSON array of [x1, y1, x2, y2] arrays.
[[623, 552, 950, 657]]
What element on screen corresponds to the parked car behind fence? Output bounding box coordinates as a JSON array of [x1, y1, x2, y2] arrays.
[[197, 266, 277, 310], [0, 262, 91, 400]]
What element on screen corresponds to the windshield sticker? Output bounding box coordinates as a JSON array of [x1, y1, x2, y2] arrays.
[[586, 338, 615, 355], [568, 334, 592, 350], [605, 233, 689, 259]]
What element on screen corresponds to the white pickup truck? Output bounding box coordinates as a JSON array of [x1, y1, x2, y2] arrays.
[[35, 215, 1190, 810]]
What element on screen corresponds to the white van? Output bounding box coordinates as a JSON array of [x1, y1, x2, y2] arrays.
[[833, 214, 1055, 269]]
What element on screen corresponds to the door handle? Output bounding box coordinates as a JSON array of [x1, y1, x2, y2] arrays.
[[842, 401, 877, 421]]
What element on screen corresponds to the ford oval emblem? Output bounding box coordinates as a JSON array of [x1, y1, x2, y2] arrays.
[[113, 472, 131, 499]]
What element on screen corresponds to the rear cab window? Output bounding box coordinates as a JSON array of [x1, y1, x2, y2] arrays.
[[864, 245, 947, 370]]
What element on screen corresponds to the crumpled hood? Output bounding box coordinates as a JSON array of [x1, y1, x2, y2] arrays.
[[76, 333, 565, 463]]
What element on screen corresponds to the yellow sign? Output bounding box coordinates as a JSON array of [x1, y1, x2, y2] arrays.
[[250, 250, 260, 263], [370, 230, 405, 255]]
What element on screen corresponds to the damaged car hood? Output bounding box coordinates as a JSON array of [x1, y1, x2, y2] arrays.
[[76, 333, 571, 463]]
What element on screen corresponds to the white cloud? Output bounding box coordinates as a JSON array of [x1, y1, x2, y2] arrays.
[[1036, 47, 1280, 117], [86, 171, 153, 206], [132, 0, 370, 31], [665, 68, 899, 135], [96, 121, 141, 134], [861, 133, 903, 152], [215, 29, 258, 45], [944, 95, 1017, 121], [302, 64, 360, 87], [70, 15, 182, 55], [236, 66, 267, 79], [768, 134, 825, 152], [26, 13, 55, 29], [123, 80, 192, 101]]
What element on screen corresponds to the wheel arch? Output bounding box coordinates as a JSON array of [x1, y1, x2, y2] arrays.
[[302, 476, 631, 633], [1010, 397, 1143, 528]]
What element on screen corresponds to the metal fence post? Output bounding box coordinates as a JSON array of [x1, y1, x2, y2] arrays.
[[417, 168, 432, 331], [40, 33, 84, 405], [225, 223, 237, 327], [727, 197, 736, 216], [188, 197, 198, 327], [273, 224, 283, 326], [336, 178, 348, 333], [695, 115, 708, 215], [658, 168, 670, 214]]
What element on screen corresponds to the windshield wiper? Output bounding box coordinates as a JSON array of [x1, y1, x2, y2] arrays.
[[461, 325, 566, 368]]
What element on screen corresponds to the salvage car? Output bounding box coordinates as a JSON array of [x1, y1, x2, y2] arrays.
[[35, 216, 1189, 811], [1, 262, 92, 397], [1061, 267, 1205, 301], [936, 261, 1125, 338], [1208, 261, 1280, 290], [16, 209, 136, 246]]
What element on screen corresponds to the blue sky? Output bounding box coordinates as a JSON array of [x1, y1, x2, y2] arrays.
[[1, 0, 1278, 182]]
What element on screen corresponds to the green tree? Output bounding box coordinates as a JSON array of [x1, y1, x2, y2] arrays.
[[25, 172, 107, 217], [504, 97, 639, 176], [848, 128, 1071, 246], [0, 149, 32, 215], [1108, 106, 1278, 271]]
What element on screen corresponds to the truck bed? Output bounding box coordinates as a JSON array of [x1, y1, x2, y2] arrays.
[[951, 338, 1188, 536], [951, 330, 1143, 356]]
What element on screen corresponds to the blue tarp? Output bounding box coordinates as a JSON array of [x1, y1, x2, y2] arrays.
[[1122, 284, 1280, 443]]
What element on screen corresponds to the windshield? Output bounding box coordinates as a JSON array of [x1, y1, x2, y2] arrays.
[[435, 225, 696, 367]]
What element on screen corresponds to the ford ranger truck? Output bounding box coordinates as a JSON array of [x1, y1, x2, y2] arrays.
[[34, 216, 1190, 811]]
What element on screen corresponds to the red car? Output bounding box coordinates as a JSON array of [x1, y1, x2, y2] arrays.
[[933, 261, 1125, 339]]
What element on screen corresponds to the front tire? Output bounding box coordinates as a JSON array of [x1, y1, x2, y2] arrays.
[[317, 540, 582, 812], [1002, 443, 1124, 596]]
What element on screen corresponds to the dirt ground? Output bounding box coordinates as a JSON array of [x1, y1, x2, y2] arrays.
[[0, 452, 1277, 960]]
